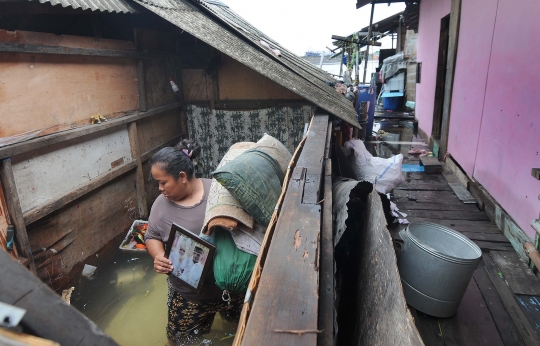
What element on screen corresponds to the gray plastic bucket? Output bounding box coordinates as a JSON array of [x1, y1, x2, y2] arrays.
[[398, 221, 482, 317]]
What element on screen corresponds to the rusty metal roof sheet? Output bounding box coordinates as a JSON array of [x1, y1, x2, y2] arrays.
[[134, 0, 360, 126], [33, 0, 137, 13]]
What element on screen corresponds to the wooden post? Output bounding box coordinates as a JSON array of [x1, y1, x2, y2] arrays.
[[339, 49, 344, 78], [127, 123, 148, 219], [439, 0, 461, 159], [0, 159, 36, 273], [136, 59, 147, 112], [362, 2, 375, 84]]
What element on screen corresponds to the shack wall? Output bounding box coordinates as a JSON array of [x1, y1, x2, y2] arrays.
[[416, 0, 540, 239], [0, 27, 185, 285], [415, 0, 451, 137]]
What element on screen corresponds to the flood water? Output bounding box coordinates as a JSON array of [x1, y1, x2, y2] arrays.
[[71, 249, 238, 346]]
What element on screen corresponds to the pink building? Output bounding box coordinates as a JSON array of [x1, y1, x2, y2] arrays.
[[414, 0, 540, 246]]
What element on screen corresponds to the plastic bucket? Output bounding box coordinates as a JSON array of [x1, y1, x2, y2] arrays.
[[398, 221, 481, 317], [383, 96, 401, 110]]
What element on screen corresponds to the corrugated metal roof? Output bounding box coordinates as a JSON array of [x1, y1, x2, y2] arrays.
[[134, 0, 360, 126], [33, 0, 137, 13]]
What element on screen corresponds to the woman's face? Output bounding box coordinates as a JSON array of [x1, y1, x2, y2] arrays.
[[151, 166, 188, 202]]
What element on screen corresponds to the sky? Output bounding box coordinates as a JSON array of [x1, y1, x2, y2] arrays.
[[221, 0, 406, 56]]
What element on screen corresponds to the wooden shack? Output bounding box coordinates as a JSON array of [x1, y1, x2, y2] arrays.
[[0, 0, 422, 344]]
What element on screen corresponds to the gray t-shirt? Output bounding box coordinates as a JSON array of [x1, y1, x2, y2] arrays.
[[146, 178, 223, 302]]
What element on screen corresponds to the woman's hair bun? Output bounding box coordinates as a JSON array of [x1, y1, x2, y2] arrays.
[[174, 139, 201, 161]]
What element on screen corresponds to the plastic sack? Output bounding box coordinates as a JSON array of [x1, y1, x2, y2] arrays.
[[213, 228, 256, 293], [343, 140, 405, 194]]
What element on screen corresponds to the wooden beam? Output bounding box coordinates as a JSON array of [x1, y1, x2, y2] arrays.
[[127, 123, 148, 219], [439, 0, 461, 159], [0, 102, 181, 160], [0, 159, 36, 273], [242, 113, 329, 345], [0, 249, 117, 346], [22, 160, 137, 226], [0, 42, 166, 60], [136, 60, 148, 112], [318, 121, 334, 345]]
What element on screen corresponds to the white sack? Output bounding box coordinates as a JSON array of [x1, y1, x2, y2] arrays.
[[343, 140, 405, 194]]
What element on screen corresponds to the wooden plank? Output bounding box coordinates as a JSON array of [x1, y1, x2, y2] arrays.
[[448, 183, 477, 203], [127, 123, 148, 219], [0, 102, 181, 160], [439, 0, 461, 159], [318, 124, 333, 346], [396, 181, 452, 191], [420, 156, 442, 174], [483, 254, 540, 345], [395, 201, 479, 211], [436, 279, 504, 346], [405, 218, 503, 233], [515, 295, 540, 332], [473, 268, 526, 346], [242, 170, 321, 345], [297, 112, 328, 205], [23, 160, 137, 225], [242, 114, 328, 346], [0, 42, 165, 59], [0, 325, 60, 345], [0, 159, 36, 273], [491, 251, 540, 296], [0, 249, 117, 345], [405, 209, 490, 221], [136, 60, 148, 112], [473, 241, 515, 253], [443, 158, 470, 187], [460, 231, 509, 243], [392, 189, 458, 202]]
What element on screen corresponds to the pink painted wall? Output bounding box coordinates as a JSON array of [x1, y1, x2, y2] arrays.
[[446, 0, 498, 176], [415, 0, 451, 137], [416, 0, 540, 239], [472, 0, 540, 239]]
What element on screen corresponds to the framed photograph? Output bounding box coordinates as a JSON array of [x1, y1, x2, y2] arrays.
[[164, 223, 215, 293]]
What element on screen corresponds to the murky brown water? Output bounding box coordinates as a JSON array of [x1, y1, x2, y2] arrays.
[[71, 250, 237, 346]]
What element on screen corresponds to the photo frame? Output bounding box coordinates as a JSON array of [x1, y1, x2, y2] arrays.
[[164, 223, 215, 293]]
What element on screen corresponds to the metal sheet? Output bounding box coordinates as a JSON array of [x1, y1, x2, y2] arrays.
[[34, 0, 136, 13]]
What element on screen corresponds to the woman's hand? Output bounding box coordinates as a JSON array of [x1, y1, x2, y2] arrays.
[[154, 253, 173, 274], [146, 239, 173, 274]]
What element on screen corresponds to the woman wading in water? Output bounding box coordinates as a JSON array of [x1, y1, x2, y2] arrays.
[[144, 140, 243, 344]]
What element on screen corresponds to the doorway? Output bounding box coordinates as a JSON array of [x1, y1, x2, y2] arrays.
[[431, 15, 450, 141]]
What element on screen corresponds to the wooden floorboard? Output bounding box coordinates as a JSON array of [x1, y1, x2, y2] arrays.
[[392, 170, 540, 345]]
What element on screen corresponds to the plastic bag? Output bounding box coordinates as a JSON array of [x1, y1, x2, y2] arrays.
[[343, 140, 404, 194], [213, 228, 256, 294]]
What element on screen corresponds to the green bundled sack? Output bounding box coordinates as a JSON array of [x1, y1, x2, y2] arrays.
[[213, 228, 256, 293], [212, 148, 284, 226]]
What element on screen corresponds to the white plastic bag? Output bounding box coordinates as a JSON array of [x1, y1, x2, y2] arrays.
[[343, 140, 405, 193]]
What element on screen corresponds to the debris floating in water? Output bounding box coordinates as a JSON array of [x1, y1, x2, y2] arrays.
[[82, 264, 97, 277]]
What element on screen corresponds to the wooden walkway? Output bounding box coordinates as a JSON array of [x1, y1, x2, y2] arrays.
[[389, 166, 540, 346]]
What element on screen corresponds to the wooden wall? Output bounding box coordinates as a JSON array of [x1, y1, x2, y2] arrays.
[[182, 54, 303, 102], [0, 30, 139, 144], [0, 26, 186, 287]]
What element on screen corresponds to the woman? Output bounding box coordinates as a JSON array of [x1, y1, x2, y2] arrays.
[[144, 140, 243, 344]]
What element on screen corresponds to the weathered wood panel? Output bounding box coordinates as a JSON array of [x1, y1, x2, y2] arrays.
[[491, 251, 540, 296], [0, 29, 136, 51], [242, 114, 328, 345], [0, 249, 118, 346], [0, 52, 138, 142], [136, 109, 183, 155], [218, 55, 302, 100], [355, 191, 423, 345], [145, 58, 178, 109], [12, 127, 132, 213], [182, 69, 215, 101], [28, 172, 137, 290]]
